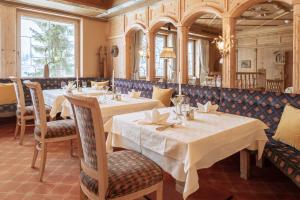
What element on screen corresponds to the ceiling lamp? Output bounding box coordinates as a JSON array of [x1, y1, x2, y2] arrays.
[[212, 35, 234, 56], [160, 47, 176, 59]]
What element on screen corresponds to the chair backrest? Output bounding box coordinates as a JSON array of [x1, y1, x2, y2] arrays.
[[9, 76, 26, 110], [24, 81, 47, 136], [64, 94, 108, 199]]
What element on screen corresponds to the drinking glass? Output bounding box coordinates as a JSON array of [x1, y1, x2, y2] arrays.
[[82, 81, 87, 88], [61, 81, 66, 89], [102, 86, 109, 102]]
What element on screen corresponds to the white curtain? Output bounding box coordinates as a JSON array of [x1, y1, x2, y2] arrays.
[[167, 33, 177, 82], [197, 39, 209, 83]]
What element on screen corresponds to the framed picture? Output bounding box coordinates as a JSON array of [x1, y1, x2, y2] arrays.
[[241, 60, 251, 68]]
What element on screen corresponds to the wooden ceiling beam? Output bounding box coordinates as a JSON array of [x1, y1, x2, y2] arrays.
[[52, 0, 112, 9]]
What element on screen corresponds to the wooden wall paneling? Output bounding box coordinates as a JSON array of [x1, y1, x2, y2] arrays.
[[0, 5, 17, 78], [293, 3, 300, 92], [106, 0, 300, 92], [146, 30, 155, 81], [177, 25, 189, 84], [222, 15, 236, 88]]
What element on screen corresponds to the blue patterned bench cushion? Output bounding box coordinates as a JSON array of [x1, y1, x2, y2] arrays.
[[265, 136, 300, 187], [219, 88, 300, 187], [0, 77, 106, 117], [219, 88, 300, 135], [166, 83, 221, 107], [132, 80, 167, 98], [114, 78, 133, 94]]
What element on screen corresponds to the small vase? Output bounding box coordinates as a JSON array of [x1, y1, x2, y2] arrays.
[[44, 64, 49, 78]]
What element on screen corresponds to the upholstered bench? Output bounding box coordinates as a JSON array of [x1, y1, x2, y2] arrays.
[[0, 77, 106, 117], [219, 88, 300, 187]]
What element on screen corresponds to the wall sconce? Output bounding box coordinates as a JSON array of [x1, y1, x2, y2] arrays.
[[212, 35, 234, 56]]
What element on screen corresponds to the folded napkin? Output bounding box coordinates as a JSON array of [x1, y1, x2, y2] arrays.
[[66, 81, 76, 91], [138, 109, 169, 125], [128, 90, 141, 98], [197, 101, 219, 113]]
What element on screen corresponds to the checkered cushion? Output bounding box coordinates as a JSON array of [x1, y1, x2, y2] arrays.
[[17, 105, 51, 116], [34, 119, 76, 139], [80, 150, 163, 198], [265, 136, 300, 187]]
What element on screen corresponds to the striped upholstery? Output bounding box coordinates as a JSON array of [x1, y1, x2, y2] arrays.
[[17, 105, 51, 116], [73, 106, 98, 170], [34, 120, 76, 139], [80, 150, 163, 199]]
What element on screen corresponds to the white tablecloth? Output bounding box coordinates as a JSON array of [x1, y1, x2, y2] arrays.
[[109, 107, 269, 199], [61, 95, 164, 145], [43, 88, 105, 118]]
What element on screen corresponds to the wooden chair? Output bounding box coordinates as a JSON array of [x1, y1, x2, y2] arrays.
[[65, 94, 163, 200], [9, 76, 51, 145], [24, 81, 77, 181]]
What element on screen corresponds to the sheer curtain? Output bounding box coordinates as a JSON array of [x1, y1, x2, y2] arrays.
[[132, 31, 143, 80], [167, 33, 176, 82], [197, 39, 209, 83]]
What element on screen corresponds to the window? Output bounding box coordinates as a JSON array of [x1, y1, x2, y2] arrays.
[[19, 13, 78, 78], [188, 40, 195, 77], [139, 33, 147, 78], [155, 35, 166, 77]]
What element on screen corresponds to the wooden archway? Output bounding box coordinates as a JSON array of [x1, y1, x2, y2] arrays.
[[147, 16, 179, 81], [229, 0, 292, 18], [149, 16, 178, 33], [181, 4, 223, 27], [124, 23, 147, 80], [225, 0, 296, 90], [179, 5, 224, 84]]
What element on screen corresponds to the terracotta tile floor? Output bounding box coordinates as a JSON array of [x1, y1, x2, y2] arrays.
[[0, 118, 299, 200]]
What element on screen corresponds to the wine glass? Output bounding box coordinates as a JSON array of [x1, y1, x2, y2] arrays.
[[116, 87, 122, 95], [102, 86, 109, 102]]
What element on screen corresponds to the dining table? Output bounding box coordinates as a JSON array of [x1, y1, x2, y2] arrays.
[[43, 87, 106, 118], [43, 88, 164, 133], [108, 107, 269, 199]]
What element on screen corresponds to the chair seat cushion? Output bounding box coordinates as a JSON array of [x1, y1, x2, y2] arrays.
[[34, 119, 76, 139], [80, 150, 163, 199], [265, 136, 300, 187], [17, 105, 51, 116]]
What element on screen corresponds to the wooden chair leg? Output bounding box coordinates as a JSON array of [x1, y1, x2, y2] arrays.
[[14, 120, 20, 139], [80, 186, 87, 200], [31, 141, 39, 168], [70, 139, 75, 157], [156, 182, 163, 200], [19, 118, 26, 145], [39, 143, 48, 182]]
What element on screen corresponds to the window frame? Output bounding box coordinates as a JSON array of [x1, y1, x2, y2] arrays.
[[17, 10, 80, 78], [188, 39, 196, 78], [138, 32, 147, 80], [155, 33, 168, 79]]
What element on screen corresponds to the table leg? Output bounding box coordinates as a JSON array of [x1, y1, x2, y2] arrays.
[[175, 180, 185, 193], [240, 149, 250, 180], [256, 153, 264, 168]]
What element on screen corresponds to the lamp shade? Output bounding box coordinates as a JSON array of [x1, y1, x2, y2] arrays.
[[160, 47, 176, 59]]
